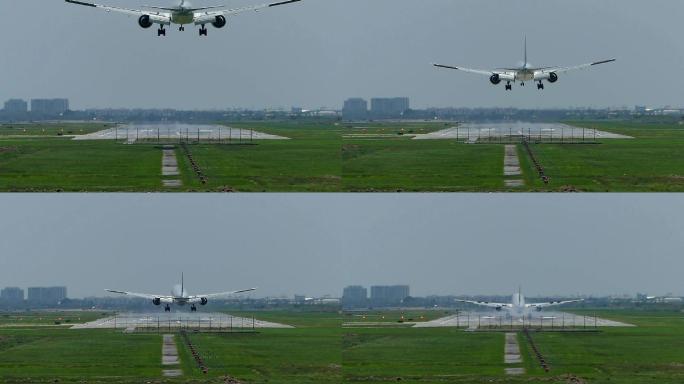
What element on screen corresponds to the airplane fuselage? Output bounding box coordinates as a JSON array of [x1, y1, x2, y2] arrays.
[[170, 9, 194, 25]]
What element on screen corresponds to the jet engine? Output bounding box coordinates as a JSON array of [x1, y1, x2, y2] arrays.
[[200, 297, 208, 306], [548, 72, 558, 83], [212, 15, 227, 29], [489, 74, 501, 85], [152, 298, 161, 306], [138, 15, 154, 29], [495, 306, 503, 311], [536, 307, 543, 312]]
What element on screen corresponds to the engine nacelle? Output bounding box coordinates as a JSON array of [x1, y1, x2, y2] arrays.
[[152, 298, 161, 306], [536, 307, 543, 312], [490, 74, 501, 85], [548, 72, 558, 83], [200, 297, 208, 306], [139, 15, 154, 29], [495, 306, 503, 311], [212, 15, 227, 29]]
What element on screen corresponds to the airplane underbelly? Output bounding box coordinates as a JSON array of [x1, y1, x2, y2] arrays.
[[172, 13, 194, 25], [517, 73, 534, 82]]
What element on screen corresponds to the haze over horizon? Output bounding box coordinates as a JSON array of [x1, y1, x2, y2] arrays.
[[0, 195, 682, 299], [1, 0, 683, 110]]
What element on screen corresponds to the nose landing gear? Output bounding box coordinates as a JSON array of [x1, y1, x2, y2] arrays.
[[157, 27, 166, 36], [179, 26, 185, 31], [505, 82, 512, 91], [199, 25, 208, 36]]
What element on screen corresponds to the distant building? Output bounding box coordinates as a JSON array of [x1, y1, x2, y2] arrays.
[[370, 285, 410, 306], [3, 99, 28, 114], [370, 98, 410, 119], [342, 98, 368, 120], [31, 99, 69, 116], [1, 287, 25, 302], [342, 285, 368, 308], [27, 287, 67, 305]]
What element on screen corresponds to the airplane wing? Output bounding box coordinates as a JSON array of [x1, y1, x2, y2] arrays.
[[536, 59, 616, 74], [456, 299, 513, 309], [189, 287, 257, 299], [433, 64, 496, 77], [194, 0, 302, 24], [65, 0, 171, 24], [525, 299, 583, 309], [105, 289, 170, 300]]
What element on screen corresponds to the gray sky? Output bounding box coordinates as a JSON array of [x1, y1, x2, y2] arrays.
[[0, 194, 682, 298], [1, 0, 683, 110]]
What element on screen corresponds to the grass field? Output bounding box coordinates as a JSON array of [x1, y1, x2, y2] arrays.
[[0, 309, 340, 383], [342, 309, 684, 384], [2, 120, 684, 191], [1, 309, 684, 383]]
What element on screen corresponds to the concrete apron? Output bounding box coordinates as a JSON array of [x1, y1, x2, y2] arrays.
[[162, 334, 182, 377], [504, 332, 525, 375]]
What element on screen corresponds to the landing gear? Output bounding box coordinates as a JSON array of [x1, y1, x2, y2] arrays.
[[505, 82, 512, 91], [520, 82, 525, 87], [179, 25, 185, 31], [157, 27, 166, 37], [191, 305, 197, 312], [537, 81, 544, 90], [164, 305, 171, 312], [199, 25, 208, 36]]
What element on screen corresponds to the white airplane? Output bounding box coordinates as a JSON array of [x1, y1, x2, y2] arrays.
[[457, 288, 582, 317], [65, 0, 302, 36], [433, 37, 616, 91], [106, 274, 256, 312]]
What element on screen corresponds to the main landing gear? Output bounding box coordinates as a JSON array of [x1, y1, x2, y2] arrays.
[[191, 305, 198, 312], [157, 27, 166, 36], [164, 304, 171, 312], [537, 81, 545, 90], [505, 82, 512, 91], [199, 25, 208, 36]]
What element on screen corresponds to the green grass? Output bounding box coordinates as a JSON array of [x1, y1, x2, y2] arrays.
[[0, 123, 113, 137], [0, 311, 110, 326], [525, 311, 684, 383], [3, 120, 684, 191], [343, 327, 505, 383], [0, 328, 163, 382], [524, 122, 684, 191], [343, 140, 504, 191], [0, 138, 162, 191]]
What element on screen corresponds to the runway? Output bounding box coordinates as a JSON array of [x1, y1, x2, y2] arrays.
[[413, 122, 633, 140], [412, 311, 633, 328], [73, 123, 289, 142], [71, 312, 294, 330]]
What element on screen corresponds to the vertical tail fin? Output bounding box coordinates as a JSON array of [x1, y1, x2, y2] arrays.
[[523, 36, 528, 68], [181, 272, 184, 297]]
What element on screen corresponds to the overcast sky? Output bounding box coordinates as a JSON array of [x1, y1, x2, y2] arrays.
[[0, 194, 682, 298], [0, 0, 683, 110]]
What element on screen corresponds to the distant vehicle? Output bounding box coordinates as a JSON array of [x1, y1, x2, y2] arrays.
[[65, 0, 302, 36], [106, 273, 256, 312], [457, 287, 582, 317], [433, 37, 615, 91]]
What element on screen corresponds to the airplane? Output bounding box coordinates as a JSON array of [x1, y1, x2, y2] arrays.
[[433, 37, 616, 91], [105, 273, 256, 312], [64, 0, 302, 37], [456, 288, 582, 317]]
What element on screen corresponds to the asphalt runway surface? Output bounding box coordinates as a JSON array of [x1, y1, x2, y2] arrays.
[[413, 311, 633, 328], [72, 312, 294, 330], [413, 122, 632, 140], [73, 123, 288, 142]]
